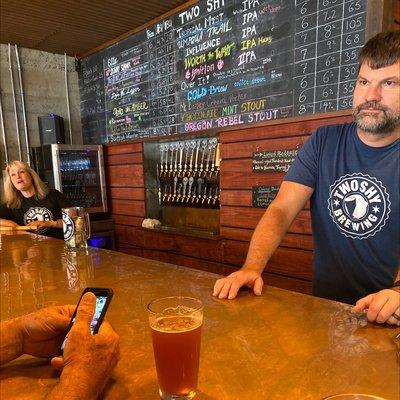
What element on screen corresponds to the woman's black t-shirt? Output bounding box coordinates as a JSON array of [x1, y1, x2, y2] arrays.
[[0, 189, 69, 239]]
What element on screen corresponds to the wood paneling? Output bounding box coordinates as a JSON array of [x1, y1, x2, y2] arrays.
[[114, 225, 144, 247], [221, 166, 284, 189], [109, 199, 146, 217], [106, 165, 144, 187], [220, 227, 313, 250], [108, 187, 145, 201], [111, 215, 145, 227], [105, 153, 143, 166], [104, 143, 142, 155], [220, 207, 311, 234]]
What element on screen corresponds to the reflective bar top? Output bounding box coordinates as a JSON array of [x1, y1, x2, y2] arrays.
[[0, 232, 398, 399]]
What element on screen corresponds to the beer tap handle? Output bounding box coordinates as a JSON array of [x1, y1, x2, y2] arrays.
[[183, 144, 189, 175], [163, 183, 168, 201], [160, 145, 164, 174], [199, 139, 207, 175], [213, 185, 220, 204], [214, 143, 220, 176], [157, 164, 161, 205], [207, 186, 213, 204], [177, 183, 182, 202], [173, 175, 178, 201], [194, 145, 199, 175], [169, 146, 174, 175], [163, 146, 168, 176], [205, 143, 212, 176], [178, 145, 183, 174], [196, 178, 204, 203], [187, 176, 194, 202], [202, 185, 207, 204], [174, 145, 178, 174], [209, 139, 217, 174], [189, 140, 196, 175], [168, 184, 172, 202], [182, 176, 188, 202]]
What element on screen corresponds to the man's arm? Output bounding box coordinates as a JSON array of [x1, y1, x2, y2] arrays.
[[213, 181, 314, 299]]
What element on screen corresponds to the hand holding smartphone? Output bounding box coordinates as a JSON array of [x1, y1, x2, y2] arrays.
[[61, 287, 113, 352]]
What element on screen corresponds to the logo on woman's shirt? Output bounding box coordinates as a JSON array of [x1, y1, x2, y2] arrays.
[[328, 173, 391, 239], [24, 207, 53, 233]]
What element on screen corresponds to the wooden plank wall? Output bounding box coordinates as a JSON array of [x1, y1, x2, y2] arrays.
[[104, 112, 353, 295], [104, 142, 146, 256]]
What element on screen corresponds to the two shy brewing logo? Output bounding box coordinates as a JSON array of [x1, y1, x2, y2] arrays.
[[23, 207, 53, 234], [328, 173, 391, 240], [62, 212, 75, 241]]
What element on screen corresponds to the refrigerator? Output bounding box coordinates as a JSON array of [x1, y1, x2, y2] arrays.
[[32, 144, 107, 213]]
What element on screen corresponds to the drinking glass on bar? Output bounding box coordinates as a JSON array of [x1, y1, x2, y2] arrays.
[[62, 207, 91, 250], [148, 296, 203, 400]]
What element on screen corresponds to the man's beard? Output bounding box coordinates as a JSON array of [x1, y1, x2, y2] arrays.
[[353, 101, 400, 135]]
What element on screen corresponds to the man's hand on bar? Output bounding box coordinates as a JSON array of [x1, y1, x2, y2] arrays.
[[48, 292, 120, 400], [352, 289, 400, 326], [213, 268, 264, 299]]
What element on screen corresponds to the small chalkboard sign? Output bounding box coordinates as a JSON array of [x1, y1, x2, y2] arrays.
[[252, 185, 280, 208], [252, 148, 299, 173]]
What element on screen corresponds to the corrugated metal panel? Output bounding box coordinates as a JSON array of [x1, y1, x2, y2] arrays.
[[0, 0, 191, 55]]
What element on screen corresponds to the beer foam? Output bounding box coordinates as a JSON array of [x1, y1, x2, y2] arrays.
[[152, 315, 202, 333], [163, 305, 197, 316]]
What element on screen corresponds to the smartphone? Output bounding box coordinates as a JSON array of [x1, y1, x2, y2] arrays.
[[61, 287, 114, 352]]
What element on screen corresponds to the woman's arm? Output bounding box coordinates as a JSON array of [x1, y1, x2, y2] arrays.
[[0, 218, 19, 228]]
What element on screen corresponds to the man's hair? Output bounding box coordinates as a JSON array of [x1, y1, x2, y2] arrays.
[[359, 31, 400, 69], [4, 160, 49, 209]]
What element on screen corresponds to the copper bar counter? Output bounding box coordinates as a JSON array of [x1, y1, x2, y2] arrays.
[[0, 232, 398, 400]]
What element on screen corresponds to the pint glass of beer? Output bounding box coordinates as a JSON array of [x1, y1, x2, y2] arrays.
[[148, 296, 203, 400], [62, 207, 91, 250]]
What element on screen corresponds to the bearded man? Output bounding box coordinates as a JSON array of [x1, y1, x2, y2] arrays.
[[213, 31, 400, 326]]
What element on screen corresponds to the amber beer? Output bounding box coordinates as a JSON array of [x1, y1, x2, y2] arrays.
[[148, 297, 203, 400]]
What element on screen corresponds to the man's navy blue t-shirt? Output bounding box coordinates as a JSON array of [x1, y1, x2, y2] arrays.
[[284, 122, 399, 304]]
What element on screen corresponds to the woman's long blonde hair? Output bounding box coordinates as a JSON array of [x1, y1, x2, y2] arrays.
[[4, 160, 49, 209]]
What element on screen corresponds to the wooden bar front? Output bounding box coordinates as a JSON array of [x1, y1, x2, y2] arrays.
[[0, 232, 398, 399]]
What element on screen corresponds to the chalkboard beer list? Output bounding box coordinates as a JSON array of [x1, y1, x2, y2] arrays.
[[294, 0, 366, 116], [79, 0, 367, 143], [175, 0, 295, 133], [147, 19, 178, 136], [79, 51, 107, 144], [103, 30, 152, 142]]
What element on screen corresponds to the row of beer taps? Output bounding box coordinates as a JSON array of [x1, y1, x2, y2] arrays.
[[157, 137, 220, 208], [159, 138, 220, 177], [160, 177, 220, 205]]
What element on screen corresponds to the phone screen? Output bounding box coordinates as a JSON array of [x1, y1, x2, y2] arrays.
[[61, 290, 112, 351], [90, 296, 107, 334]]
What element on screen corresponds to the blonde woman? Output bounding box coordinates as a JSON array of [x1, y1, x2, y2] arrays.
[[0, 160, 69, 238]]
